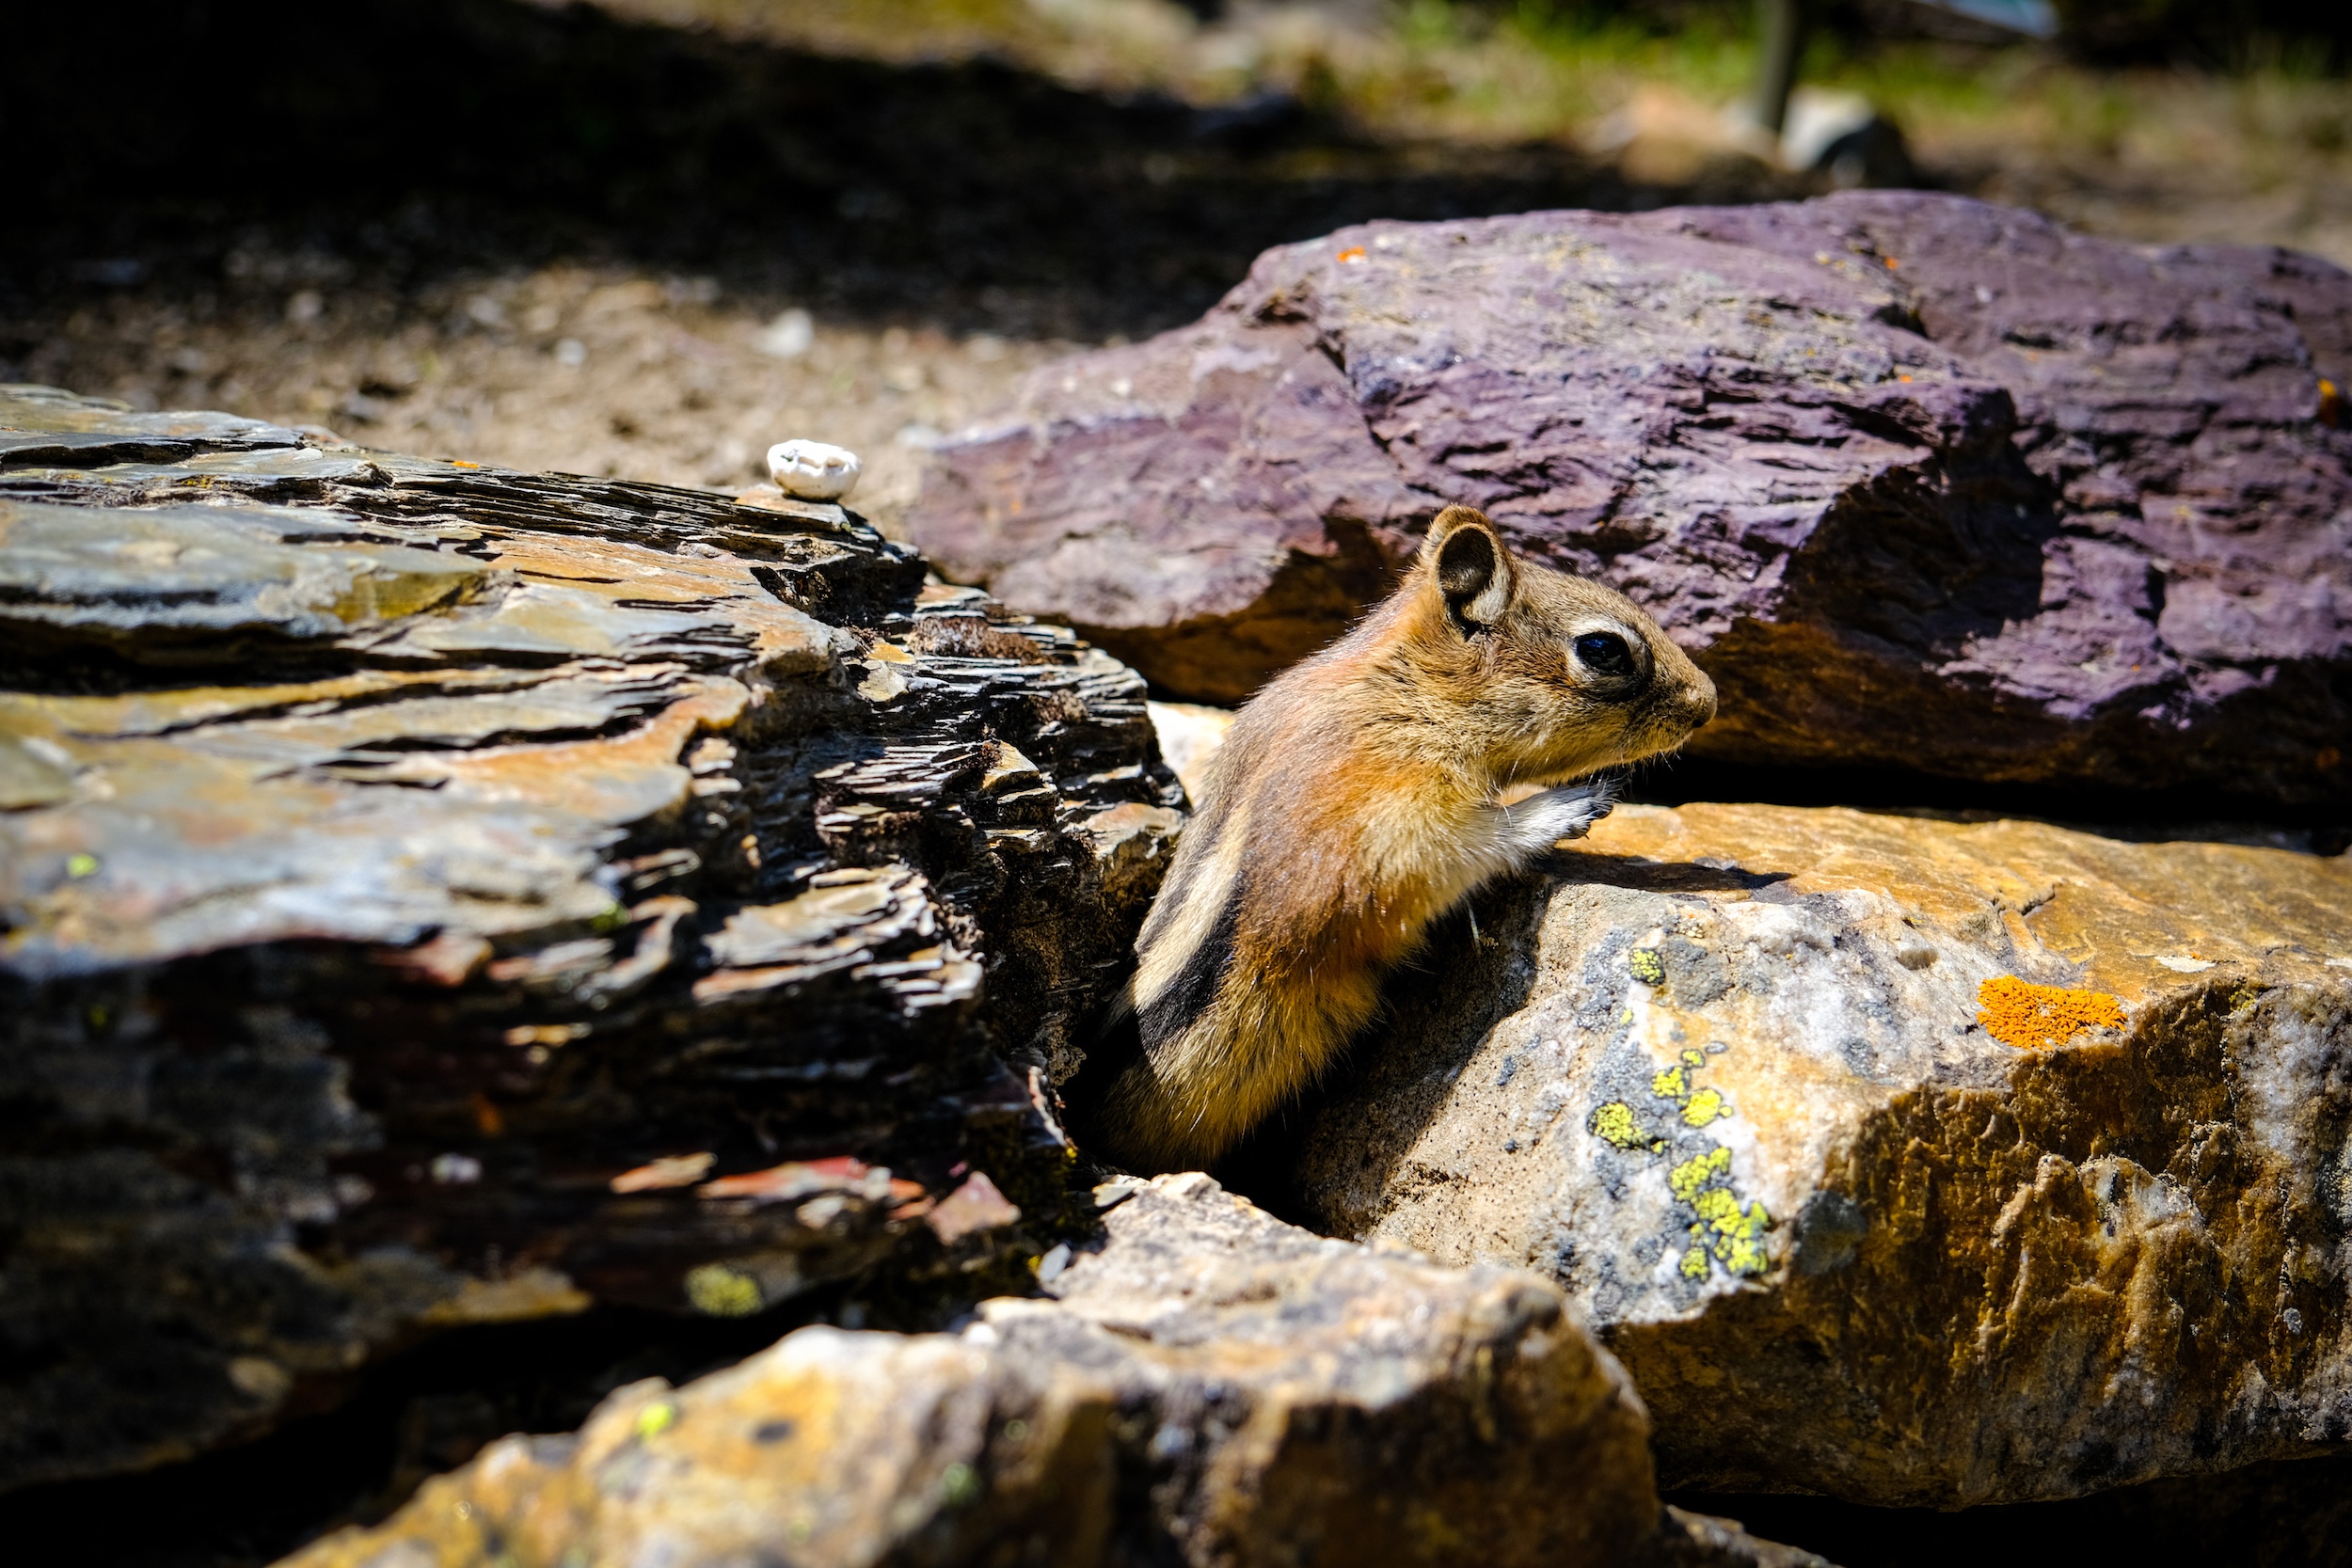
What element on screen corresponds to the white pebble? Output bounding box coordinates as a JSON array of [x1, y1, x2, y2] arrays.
[[429, 1152, 483, 1185], [768, 438, 862, 500], [755, 307, 815, 358]]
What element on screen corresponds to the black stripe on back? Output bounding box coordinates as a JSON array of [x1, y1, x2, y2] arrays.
[[1136, 790, 1229, 952], [1136, 871, 1243, 1051]]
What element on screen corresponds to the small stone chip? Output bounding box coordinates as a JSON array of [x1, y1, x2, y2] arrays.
[[610, 1151, 714, 1193]]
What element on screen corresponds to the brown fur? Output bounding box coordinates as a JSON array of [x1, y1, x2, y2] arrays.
[[1098, 506, 1716, 1172]]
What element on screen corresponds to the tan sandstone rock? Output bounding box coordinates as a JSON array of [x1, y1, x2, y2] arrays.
[[1288, 802, 2352, 1508], [1145, 701, 1234, 806], [278, 1174, 1817, 1568]]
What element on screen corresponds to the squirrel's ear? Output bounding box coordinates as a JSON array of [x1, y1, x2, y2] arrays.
[[1423, 506, 1515, 628]]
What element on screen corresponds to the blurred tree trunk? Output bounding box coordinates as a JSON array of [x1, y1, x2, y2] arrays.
[[1750, 0, 1813, 135]]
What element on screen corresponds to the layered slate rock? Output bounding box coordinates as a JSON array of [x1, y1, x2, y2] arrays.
[[0, 387, 1182, 1491], [1286, 802, 2352, 1506], [905, 192, 2352, 808], [281, 1174, 1822, 1568]]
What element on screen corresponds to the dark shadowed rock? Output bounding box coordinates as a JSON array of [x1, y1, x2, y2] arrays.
[[279, 1174, 1827, 1568], [904, 193, 2352, 809], [0, 387, 1181, 1492]]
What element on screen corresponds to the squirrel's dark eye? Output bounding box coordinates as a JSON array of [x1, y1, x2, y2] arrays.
[[1575, 631, 1633, 677]]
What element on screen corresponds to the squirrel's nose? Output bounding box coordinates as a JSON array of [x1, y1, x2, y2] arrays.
[[1681, 669, 1718, 728]]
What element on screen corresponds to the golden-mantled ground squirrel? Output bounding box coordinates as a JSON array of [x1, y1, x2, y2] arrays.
[[1093, 505, 1717, 1172]]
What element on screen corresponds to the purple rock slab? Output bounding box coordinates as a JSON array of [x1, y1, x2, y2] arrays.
[[905, 192, 2352, 808]]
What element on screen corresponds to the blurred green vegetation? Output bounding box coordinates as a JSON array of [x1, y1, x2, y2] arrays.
[[612, 0, 2348, 140], [580, 0, 2352, 263]]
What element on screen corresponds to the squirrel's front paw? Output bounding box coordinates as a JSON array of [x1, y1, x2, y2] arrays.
[[1500, 774, 1620, 854]]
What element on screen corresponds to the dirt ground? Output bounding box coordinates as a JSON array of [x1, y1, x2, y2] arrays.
[[8, 0, 2352, 535], [14, 267, 1077, 528]]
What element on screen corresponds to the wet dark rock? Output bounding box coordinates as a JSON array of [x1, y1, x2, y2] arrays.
[[0, 386, 1181, 1493], [904, 192, 2352, 809]]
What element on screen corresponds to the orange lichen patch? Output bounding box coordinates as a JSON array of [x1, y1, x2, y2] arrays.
[[1977, 976, 2126, 1050], [609, 1151, 715, 1193]]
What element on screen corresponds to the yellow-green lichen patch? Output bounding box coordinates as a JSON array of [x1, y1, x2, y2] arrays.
[[1669, 1146, 1731, 1203], [1666, 1146, 1772, 1277], [1601, 1042, 1770, 1282], [1592, 1101, 1660, 1150], [1629, 947, 1667, 986], [1722, 1216, 1770, 1275], [938, 1462, 982, 1508], [1692, 1188, 1772, 1275], [685, 1263, 764, 1317], [1650, 1038, 1732, 1128]]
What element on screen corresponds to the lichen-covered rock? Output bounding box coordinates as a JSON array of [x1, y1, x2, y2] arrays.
[[904, 192, 2352, 809], [278, 1174, 1819, 1568], [1287, 802, 2352, 1507], [0, 387, 1181, 1491]]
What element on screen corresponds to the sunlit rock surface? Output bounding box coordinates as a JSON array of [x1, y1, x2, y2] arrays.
[[0, 386, 1181, 1490], [280, 1173, 1824, 1568], [905, 191, 2352, 808], [1289, 802, 2352, 1507]]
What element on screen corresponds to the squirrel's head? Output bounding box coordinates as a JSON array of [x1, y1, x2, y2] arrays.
[[1403, 504, 1716, 787]]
